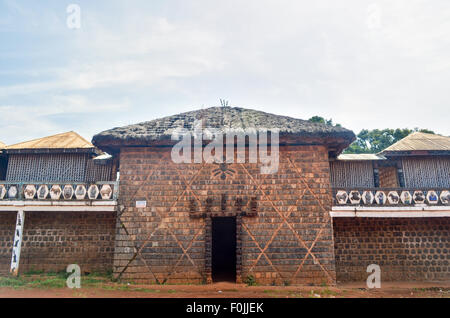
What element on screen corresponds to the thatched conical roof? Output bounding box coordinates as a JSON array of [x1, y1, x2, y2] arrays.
[[92, 106, 355, 154]]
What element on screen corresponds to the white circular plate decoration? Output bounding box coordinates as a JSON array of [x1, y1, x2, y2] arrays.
[[413, 191, 425, 204], [375, 191, 386, 205], [400, 191, 412, 204], [63, 185, 74, 200], [24, 184, 37, 200], [88, 185, 99, 200], [349, 190, 361, 204], [37, 185, 49, 200], [440, 190, 450, 204], [362, 191, 374, 205], [8, 186, 18, 199], [100, 184, 113, 200], [50, 185, 62, 200], [75, 185, 87, 200], [426, 190, 439, 204], [0, 185, 6, 200], [336, 191, 348, 204], [387, 191, 400, 204]]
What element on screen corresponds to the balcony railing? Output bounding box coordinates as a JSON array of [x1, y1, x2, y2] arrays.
[[0, 181, 119, 201], [332, 188, 450, 206]]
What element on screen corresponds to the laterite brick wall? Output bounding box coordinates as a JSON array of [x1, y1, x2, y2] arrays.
[[334, 217, 450, 282], [114, 145, 336, 285], [378, 167, 399, 188], [0, 211, 116, 275], [20, 212, 116, 273], [0, 212, 16, 274]]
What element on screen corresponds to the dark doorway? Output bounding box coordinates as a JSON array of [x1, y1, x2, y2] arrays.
[[211, 217, 236, 282]]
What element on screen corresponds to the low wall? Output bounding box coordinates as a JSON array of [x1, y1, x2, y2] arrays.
[[0, 211, 116, 275], [0, 212, 16, 274], [333, 217, 449, 282]]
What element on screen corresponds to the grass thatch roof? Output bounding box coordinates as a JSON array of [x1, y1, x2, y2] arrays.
[[6, 131, 96, 154], [0, 141, 5, 150], [92, 106, 355, 154], [381, 132, 450, 154]]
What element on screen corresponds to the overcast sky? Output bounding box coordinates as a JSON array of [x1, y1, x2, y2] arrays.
[[0, 0, 449, 144]]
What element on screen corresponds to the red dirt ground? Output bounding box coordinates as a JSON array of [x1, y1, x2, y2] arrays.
[[0, 281, 449, 298]]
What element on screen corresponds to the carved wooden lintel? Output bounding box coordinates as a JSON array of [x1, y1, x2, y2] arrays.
[[189, 196, 258, 218]]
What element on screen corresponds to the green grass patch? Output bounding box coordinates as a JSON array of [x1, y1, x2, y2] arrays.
[[244, 275, 257, 286], [0, 275, 66, 289], [0, 276, 28, 288], [23, 269, 45, 275], [30, 277, 67, 289], [133, 288, 160, 293], [0, 271, 114, 290], [320, 288, 337, 296]]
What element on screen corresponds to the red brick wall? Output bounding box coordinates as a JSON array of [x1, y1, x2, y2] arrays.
[[0, 211, 116, 275], [333, 217, 450, 282], [115, 145, 336, 285], [0, 212, 15, 274], [379, 167, 399, 188]]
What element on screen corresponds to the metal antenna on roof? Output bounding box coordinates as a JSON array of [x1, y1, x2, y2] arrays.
[[220, 99, 229, 107]]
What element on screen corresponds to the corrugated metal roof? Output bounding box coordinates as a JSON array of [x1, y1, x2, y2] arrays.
[[337, 153, 385, 161], [382, 132, 450, 152], [6, 131, 94, 150]]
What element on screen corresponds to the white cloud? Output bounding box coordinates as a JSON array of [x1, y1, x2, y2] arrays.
[[0, 0, 449, 145], [0, 95, 130, 143]]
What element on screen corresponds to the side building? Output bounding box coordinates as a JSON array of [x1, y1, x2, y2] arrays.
[[0, 132, 118, 275], [330, 132, 450, 282]]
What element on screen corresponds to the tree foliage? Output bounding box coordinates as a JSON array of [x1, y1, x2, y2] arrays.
[[307, 116, 435, 154], [344, 128, 435, 154], [308, 116, 341, 127]]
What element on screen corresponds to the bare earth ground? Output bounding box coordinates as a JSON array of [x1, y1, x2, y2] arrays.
[[0, 279, 449, 298]]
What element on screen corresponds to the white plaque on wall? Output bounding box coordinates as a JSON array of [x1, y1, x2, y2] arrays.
[[136, 200, 147, 208]]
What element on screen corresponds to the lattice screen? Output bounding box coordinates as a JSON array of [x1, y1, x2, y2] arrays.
[[330, 161, 375, 188], [402, 157, 450, 188], [6, 154, 88, 182], [85, 159, 113, 182]]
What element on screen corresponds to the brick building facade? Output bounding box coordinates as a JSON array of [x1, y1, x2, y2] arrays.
[[93, 106, 355, 285], [112, 145, 337, 285], [0, 211, 116, 274], [330, 132, 450, 283], [0, 212, 15, 274], [334, 217, 449, 282], [1, 109, 449, 285], [0, 131, 118, 276]]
